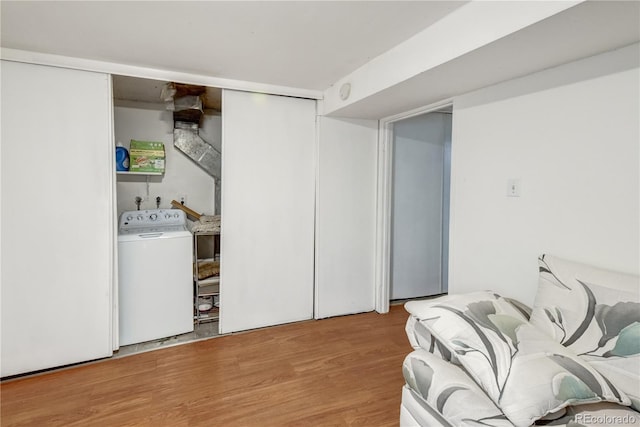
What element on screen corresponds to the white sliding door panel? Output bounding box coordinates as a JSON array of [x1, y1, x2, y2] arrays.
[[315, 117, 377, 318], [220, 91, 315, 333], [1, 61, 114, 376]]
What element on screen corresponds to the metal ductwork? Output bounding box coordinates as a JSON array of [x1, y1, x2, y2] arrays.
[[173, 121, 221, 181], [164, 83, 222, 214]]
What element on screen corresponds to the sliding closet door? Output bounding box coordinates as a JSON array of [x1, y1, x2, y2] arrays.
[[220, 90, 315, 333], [315, 117, 377, 318], [1, 61, 114, 376]]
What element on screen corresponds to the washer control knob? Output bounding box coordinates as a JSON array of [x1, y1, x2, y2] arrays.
[[150, 214, 158, 220], [165, 214, 171, 219], [174, 213, 179, 218], [126, 215, 133, 221]]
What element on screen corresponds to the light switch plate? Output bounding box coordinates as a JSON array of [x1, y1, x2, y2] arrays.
[[507, 179, 521, 197]]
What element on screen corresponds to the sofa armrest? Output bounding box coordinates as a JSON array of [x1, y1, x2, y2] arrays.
[[403, 349, 514, 426]]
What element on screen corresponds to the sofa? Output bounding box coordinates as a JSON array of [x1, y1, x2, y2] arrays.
[[400, 254, 639, 427]]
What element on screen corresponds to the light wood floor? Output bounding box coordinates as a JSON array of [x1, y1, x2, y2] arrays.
[[1, 305, 411, 427]]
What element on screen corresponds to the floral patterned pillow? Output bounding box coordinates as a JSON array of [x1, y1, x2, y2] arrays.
[[403, 349, 514, 427], [406, 313, 461, 365], [530, 254, 640, 410], [407, 291, 630, 427], [407, 294, 531, 367]]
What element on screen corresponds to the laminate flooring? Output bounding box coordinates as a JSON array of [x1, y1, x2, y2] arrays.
[[1, 304, 411, 427]]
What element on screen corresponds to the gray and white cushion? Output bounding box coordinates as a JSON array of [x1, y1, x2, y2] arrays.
[[403, 349, 514, 427], [405, 291, 631, 427], [530, 254, 640, 410], [406, 314, 460, 365]]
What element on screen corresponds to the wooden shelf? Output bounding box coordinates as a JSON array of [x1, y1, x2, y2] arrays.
[[195, 306, 219, 322], [193, 230, 220, 236], [117, 170, 163, 176], [196, 275, 219, 284], [198, 282, 220, 296]]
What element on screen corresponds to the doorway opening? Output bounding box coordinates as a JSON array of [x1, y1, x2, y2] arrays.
[[390, 109, 452, 301], [375, 102, 453, 312]]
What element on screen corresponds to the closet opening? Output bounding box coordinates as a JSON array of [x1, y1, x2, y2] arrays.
[[112, 75, 222, 357]]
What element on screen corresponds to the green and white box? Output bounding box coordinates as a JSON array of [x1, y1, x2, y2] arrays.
[[129, 140, 165, 173]]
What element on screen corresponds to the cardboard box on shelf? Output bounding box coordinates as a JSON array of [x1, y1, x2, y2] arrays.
[[129, 140, 165, 173]]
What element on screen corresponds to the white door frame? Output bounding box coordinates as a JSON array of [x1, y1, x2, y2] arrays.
[[374, 99, 454, 313]]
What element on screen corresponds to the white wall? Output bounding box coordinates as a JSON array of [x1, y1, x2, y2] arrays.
[[114, 104, 218, 217], [449, 44, 640, 306], [391, 113, 451, 300]]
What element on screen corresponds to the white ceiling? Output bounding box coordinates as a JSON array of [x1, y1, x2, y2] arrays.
[[0, 1, 467, 91]]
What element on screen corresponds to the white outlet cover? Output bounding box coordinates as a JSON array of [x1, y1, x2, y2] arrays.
[[507, 179, 521, 197]]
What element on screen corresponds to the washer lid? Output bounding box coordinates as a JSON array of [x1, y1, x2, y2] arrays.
[[118, 227, 191, 241]]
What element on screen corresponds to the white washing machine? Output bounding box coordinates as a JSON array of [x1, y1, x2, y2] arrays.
[[118, 209, 193, 346]]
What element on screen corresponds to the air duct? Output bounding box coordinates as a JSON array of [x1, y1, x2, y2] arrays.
[[163, 83, 222, 214]]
